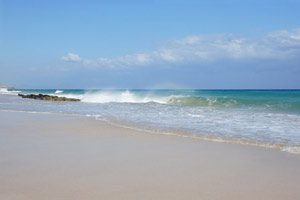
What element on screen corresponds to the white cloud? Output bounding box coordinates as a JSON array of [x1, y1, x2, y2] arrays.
[[178, 35, 202, 45], [78, 53, 152, 68], [155, 49, 181, 62], [61, 28, 300, 68], [61, 53, 82, 62]]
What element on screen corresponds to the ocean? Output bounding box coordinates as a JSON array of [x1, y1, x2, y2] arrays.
[[1, 88, 300, 154]]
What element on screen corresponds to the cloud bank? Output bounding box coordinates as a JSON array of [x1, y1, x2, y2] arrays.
[[62, 29, 300, 68]]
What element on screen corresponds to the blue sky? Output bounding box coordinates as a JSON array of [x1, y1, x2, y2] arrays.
[[1, 0, 300, 89]]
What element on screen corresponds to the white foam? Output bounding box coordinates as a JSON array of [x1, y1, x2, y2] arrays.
[[0, 88, 21, 95], [55, 90, 63, 94], [0, 88, 8, 93], [91, 115, 300, 155], [281, 146, 300, 154], [187, 113, 204, 118], [58, 90, 174, 104]]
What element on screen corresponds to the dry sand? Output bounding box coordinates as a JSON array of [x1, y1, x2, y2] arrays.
[[0, 110, 300, 200]]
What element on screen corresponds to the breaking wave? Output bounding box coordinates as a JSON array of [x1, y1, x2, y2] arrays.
[[0, 88, 21, 95], [58, 90, 174, 104], [54, 90, 300, 112], [55, 90, 63, 94]]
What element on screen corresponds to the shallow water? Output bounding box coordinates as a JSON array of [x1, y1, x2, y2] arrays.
[[1, 89, 300, 153]]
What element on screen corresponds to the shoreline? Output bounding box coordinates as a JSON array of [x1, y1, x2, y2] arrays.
[[101, 117, 300, 155], [1, 108, 300, 155], [1, 109, 300, 199]]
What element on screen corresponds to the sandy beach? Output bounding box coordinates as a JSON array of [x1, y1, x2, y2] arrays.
[[2, 0, 300, 199], [1, 110, 300, 200]]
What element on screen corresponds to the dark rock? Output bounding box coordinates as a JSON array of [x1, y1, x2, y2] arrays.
[[18, 93, 80, 102]]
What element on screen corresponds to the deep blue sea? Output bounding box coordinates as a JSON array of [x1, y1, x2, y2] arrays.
[[1, 88, 300, 153]]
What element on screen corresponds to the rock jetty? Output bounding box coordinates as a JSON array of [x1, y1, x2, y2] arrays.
[[18, 93, 80, 102]]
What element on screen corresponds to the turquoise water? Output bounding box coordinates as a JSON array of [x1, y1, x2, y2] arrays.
[[1, 89, 300, 153], [17, 89, 300, 113]]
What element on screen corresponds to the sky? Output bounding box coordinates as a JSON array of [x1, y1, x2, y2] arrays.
[[0, 0, 300, 89]]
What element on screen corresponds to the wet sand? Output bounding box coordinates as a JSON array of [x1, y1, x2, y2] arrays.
[[0, 110, 300, 200]]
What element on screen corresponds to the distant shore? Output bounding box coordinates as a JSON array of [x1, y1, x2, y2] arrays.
[[1, 110, 300, 200]]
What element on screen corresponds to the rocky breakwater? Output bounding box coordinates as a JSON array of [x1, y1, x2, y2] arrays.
[[18, 93, 80, 102]]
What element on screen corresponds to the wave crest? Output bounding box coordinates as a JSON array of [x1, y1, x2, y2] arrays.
[[56, 90, 240, 106], [53, 90, 300, 111], [55, 90, 63, 94], [55, 91, 256, 107], [58, 90, 172, 104], [0, 88, 21, 95]]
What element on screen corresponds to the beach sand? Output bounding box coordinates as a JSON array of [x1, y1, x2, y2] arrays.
[[0, 110, 300, 200]]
